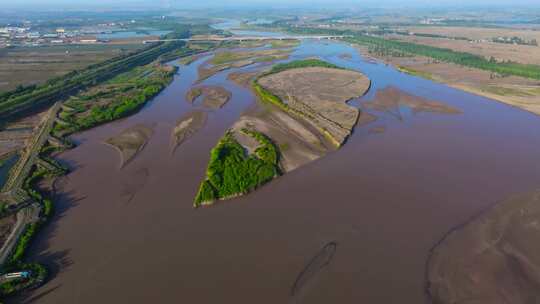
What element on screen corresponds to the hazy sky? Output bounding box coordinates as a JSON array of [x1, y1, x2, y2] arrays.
[[5, 0, 540, 9]]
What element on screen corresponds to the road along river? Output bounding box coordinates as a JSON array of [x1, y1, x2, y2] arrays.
[[12, 35, 540, 303]]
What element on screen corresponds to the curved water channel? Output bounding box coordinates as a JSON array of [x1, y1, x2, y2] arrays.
[[12, 24, 540, 304]]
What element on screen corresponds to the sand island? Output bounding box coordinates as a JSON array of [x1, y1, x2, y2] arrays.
[[105, 124, 154, 168], [186, 85, 232, 109], [193, 59, 371, 207]]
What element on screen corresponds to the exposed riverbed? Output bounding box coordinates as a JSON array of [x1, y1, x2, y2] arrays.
[[12, 34, 540, 304]]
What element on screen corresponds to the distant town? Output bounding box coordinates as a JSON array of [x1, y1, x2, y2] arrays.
[[0, 19, 167, 47]]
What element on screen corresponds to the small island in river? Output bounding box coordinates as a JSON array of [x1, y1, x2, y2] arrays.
[[193, 59, 371, 207], [185, 85, 232, 109], [255, 60, 371, 147], [171, 110, 208, 154], [105, 124, 154, 168]]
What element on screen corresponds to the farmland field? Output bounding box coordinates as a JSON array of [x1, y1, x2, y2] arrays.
[[0, 44, 144, 92]]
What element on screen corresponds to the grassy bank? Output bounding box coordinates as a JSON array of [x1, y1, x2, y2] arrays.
[[279, 26, 540, 80], [252, 81, 317, 123], [397, 66, 437, 81], [52, 64, 178, 136], [194, 129, 281, 207], [267, 58, 341, 74]]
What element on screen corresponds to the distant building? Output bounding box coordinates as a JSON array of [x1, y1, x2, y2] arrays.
[[79, 39, 97, 44]]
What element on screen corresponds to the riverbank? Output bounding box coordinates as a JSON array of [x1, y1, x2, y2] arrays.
[[353, 45, 540, 117], [0, 35, 217, 299]]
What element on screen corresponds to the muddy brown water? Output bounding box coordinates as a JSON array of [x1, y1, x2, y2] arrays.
[[11, 40, 540, 304]]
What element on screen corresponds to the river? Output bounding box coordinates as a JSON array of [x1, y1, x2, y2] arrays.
[[12, 24, 540, 304]]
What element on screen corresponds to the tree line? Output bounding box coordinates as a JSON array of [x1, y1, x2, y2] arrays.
[[283, 26, 540, 80]]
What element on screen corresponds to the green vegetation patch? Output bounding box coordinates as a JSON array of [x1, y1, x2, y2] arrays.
[[345, 34, 540, 79], [346, 35, 540, 80], [397, 66, 436, 81], [194, 129, 281, 207], [528, 87, 540, 95], [253, 82, 288, 109], [480, 85, 533, 97], [52, 64, 177, 136], [267, 58, 341, 74], [9, 223, 38, 265]]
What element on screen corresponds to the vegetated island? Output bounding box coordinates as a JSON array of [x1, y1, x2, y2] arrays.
[[105, 124, 154, 168], [193, 59, 371, 207], [427, 189, 540, 304], [194, 128, 281, 206]]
